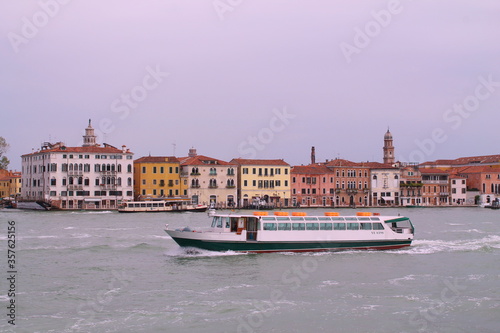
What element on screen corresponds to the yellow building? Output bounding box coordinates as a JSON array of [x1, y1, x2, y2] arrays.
[[0, 170, 21, 199], [133, 156, 185, 199], [230, 158, 291, 208]]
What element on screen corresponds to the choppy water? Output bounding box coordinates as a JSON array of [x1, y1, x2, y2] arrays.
[[0, 207, 499, 333]]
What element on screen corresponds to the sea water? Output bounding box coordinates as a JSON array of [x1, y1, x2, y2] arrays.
[[0, 207, 498, 333]]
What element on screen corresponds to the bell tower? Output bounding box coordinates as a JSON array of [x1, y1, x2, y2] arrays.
[[383, 128, 394, 164], [82, 119, 98, 147]]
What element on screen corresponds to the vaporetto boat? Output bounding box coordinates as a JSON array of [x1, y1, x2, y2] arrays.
[[165, 211, 414, 253]]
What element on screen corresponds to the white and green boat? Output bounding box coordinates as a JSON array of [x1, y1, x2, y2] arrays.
[[165, 211, 414, 253]]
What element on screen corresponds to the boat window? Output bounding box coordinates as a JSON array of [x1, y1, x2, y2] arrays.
[[345, 217, 358, 221], [331, 217, 345, 221], [360, 223, 372, 230], [225, 217, 230, 228], [318, 217, 331, 221], [347, 223, 359, 230], [292, 223, 305, 230], [278, 223, 291, 231], [263, 223, 277, 231], [152, 203, 159, 208], [333, 223, 346, 230], [211, 217, 218, 228], [305, 217, 318, 221], [358, 217, 370, 221], [216, 217, 223, 228], [147, 203, 152, 207], [370, 217, 380, 221], [306, 223, 319, 230], [320, 223, 333, 230], [291, 217, 304, 221], [277, 217, 290, 221], [140, 203, 146, 208], [373, 223, 384, 230], [262, 217, 276, 221]]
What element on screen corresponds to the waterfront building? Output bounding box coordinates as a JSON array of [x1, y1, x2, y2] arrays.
[[0, 169, 21, 199], [323, 159, 370, 207], [449, 174, 467, 205], [291, 164, 335, 207], [369, 163, 400, 206], [420, 168, 450, 206], [230, 158, 291, 208], [133, 156, 183, 199], [456, 165, 500, 205], [398, 164, 423, 206], [179, 148, 237, 207], [20, 120, 134, 210]]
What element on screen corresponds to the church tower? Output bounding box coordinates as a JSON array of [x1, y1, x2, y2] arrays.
[[383, 128, 394, 164], [82, 119, 98, 147]]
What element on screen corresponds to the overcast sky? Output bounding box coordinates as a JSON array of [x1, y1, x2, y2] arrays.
[[1, 0, 499, 171]]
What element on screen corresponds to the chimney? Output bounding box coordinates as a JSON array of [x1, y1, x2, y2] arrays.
[[188, 148, 197, 157], [311, 146, 316, 164]]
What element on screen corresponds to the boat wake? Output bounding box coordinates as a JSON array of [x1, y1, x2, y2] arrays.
[[164, 247, 246, 258], [392, 235, 500, 254]]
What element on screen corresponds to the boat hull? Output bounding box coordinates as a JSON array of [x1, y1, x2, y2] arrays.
[[168, 234, 411, 253]]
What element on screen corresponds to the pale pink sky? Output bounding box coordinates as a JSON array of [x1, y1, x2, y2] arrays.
[[1, 0, 499, 170]]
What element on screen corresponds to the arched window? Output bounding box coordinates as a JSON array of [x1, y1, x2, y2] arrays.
[[117, 177, 122, 186], [69, 177, 74, 185], [117, 164, 122, 172], [127, 164, 132, 173], [78, 177, 83, 185], [111, 164, 116, 172], [127, 177, 132, 186], [69, 164, 73, 171]]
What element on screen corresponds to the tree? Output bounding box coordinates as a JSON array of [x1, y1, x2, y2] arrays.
[[0, 137, 10, 170]]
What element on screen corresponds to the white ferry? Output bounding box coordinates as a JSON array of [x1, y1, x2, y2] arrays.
[[118, 198, 208, 213], [165, 211, 414, 253]]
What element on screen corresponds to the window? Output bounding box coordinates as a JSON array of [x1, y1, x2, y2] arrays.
[[263, 223, 277, 231], [360, 223, 372, 230], [333, 223, 346, 230], [278, 223, 291, 231], [292, 223, 305, 230], [153, 167, 157, 174], [347, 223, 359, 230], [142, 166, 146, 174]]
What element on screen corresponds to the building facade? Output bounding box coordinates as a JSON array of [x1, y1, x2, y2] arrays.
[[322, 159, 370, 207], [0, 170, 21, 199], [133, 156, 183, 199], [369, 164, 400, 206], [398, 164, 423, 206], [421, 169, 450, 206], [20, 121, 134, 209], [230, 158, 291, 208], [180, 149, 237, 208], [291, 164, 335, 207]]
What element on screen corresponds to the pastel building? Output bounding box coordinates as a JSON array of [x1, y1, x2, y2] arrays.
[[179, 149, 237, 207], [20, 120, 134, 210], [398, 164, 423, 206], [0, 170, 21, 199], [230, 158, 291, 208], [420, 168, 450, 206], [323, 159, 371, 207], [133, 156, 183, 199], [369, 163, 400, 206], [291, 164, 335, 207], [449, 175, 467, 205]]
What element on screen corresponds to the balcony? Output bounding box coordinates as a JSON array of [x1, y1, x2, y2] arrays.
[[67, 184, 83, 190], [191, 185, 200, 188], [439, 192, 450, 196], [67, 171, 84, 177], [208, 185, 218, 189], [99, 184, 117, 190], [100, 170, 117, 176]]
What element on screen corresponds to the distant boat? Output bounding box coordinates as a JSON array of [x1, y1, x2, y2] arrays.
[[118, 198, 207, 213], [165, 211, 414, 253]]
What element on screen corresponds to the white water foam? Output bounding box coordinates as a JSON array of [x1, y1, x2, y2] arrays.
[[392, 235, 500, 254]]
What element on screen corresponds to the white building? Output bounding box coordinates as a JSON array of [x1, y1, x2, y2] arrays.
[[450, 175, 467, 205], [20, 120, 134, 210], [370, 165, 400, 206]]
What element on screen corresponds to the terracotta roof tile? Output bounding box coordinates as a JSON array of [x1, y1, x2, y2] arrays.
[[230, 158, 290, 166], [134, 156, 179, 163]]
